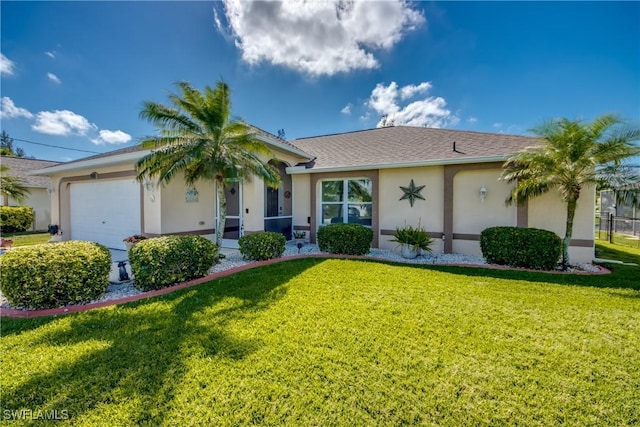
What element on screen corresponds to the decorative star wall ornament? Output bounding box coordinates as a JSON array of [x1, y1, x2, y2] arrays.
[[399, 179, 425, 207]]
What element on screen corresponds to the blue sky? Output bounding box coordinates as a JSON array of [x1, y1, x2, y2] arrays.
[[1, 1, 638, 162]]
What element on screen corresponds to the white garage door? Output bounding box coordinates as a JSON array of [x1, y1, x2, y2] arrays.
[[70, 179, 141, 250]]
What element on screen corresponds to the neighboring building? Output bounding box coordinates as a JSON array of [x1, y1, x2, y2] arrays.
[[1, 156, 60, 231], [33, 126, 596, 262]]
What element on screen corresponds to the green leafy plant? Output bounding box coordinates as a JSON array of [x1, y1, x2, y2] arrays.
[[0, 241, 111, 309], [0, 206, 34, 232], [293, 230, 306, 239], [390, 221, 433, 253], [317, 223, 373, 255], [480, 226, 562, 270], [129, 235, 217, 291], [238, 231, 286, 261]]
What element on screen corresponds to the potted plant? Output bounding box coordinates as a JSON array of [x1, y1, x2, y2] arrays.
[[390, 221, 433, 259], [293, 230, 306, 245], [123, 234, 147, 251]]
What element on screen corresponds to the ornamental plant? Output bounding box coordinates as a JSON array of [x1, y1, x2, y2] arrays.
[[317, 223, 373, 255], [480, 226, 562, 270], [391, 220, 433, 253], [239, 231, 286, 261], [0, 206, 34, 232], [128, 235, 216, 291], [0, 241, 111, 309]]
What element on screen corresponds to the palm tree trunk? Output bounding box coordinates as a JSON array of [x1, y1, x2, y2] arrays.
[[562, 199, 577, 270], [216, 181, 227, 252]]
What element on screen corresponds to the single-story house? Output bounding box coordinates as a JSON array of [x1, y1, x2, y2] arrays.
[[2, 156, 60, 231], [32, 126, 595, 262]]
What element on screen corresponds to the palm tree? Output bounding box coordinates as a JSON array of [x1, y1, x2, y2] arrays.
[[135, 80, 280, 250], [1, 165, 30, 204], [501, 115, 640, 269]]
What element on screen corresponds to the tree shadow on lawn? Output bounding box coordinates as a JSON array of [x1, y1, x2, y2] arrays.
[[1, 259, 317, 424]]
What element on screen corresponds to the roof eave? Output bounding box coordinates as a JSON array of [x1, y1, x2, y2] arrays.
[[286, 155, 509, 175], [30, 150, 152, 176], [255, 134, 315, 161]]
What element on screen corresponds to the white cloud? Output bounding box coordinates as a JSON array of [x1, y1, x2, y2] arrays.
[[366, 81, 458, 128], [467, 116, 478, 124], [0, 97, 33, 119], [1, 53, 16, 76], [216, 0, 424, 76], [45, 51, 56, 59], [32, 110, 97, 136], [340, 103, 352, 115], [91, 130, 132, 145], [47, 72, 61, 84]]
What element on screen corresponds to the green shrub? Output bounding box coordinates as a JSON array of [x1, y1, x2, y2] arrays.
[[0, 241, 111, 309], [317, 223, 373, 255], [238, 231, 286, 261], [129, 235, 217, 291], [0, 206, 34, 232], [480, 226, 562, 270]]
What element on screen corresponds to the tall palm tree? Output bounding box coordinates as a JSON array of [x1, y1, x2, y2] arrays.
[[1, 165, 30, 204], [135, 80, 280, 250], [501, 115, 640, 269]]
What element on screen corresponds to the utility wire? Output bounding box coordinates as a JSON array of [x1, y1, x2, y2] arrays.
[[10, 137, 101, 154]]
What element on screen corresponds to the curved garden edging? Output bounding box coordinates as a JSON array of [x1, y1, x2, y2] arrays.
[[0, 254, 610, 319]]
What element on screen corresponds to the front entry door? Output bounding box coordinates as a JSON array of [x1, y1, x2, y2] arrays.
[[218, 181, 242, 249]]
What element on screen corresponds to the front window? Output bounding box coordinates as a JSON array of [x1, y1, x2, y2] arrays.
[[321, 179, 372, 226]]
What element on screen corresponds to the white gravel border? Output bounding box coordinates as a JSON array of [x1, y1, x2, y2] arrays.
[[0, 243, 602, 310]]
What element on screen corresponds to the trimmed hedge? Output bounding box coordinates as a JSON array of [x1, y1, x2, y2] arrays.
[[238, 231, 286, 261], [0, 206, 34, 232], [0, 241, 111, 309], [129, 235, 217, 291], [480, 226, 562, 270], [317, 223, 373, 255]]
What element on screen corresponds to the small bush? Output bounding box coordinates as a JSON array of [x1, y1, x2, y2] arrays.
[[480, 226, 562, 270], [129, 235, 217, 291], [239, 231, 286, 261], [317, 223, 373, 255], [0, 206, 34, 232], [0, 241, 111, 309]]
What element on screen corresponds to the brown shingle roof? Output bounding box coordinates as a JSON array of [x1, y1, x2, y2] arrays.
[[289, 126, 541, 170], [0, 156, 60, 187]]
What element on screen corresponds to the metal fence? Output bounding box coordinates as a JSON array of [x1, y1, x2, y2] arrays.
[[595, 213, 640, 248]]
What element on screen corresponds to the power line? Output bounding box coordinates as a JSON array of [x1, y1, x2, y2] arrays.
[[10, 137, 101, 154]]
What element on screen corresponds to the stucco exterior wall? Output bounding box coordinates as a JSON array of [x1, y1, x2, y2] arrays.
[[242, 176, 264, 234], [452, 169, 516, 234], [159, 176, 216, 234], [293, 174, 311, 230], [379, 166, 444, 235]]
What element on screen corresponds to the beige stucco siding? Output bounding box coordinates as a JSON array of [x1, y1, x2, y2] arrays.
[[528, 185, 596, 241], [452, 169, 517, 234], [379, 167, 444, 235], [159, 176, 216, 234], [242, 177, 264, 233], [292, 174, 310, 229]]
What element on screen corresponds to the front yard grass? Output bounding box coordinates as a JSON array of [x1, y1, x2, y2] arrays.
[[1, 231, 50, 247], [1, 252, 638, 425]]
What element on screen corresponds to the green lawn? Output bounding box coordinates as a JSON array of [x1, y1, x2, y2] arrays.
[[2, 251, 638, 425], [1, 232, 50, 247]]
